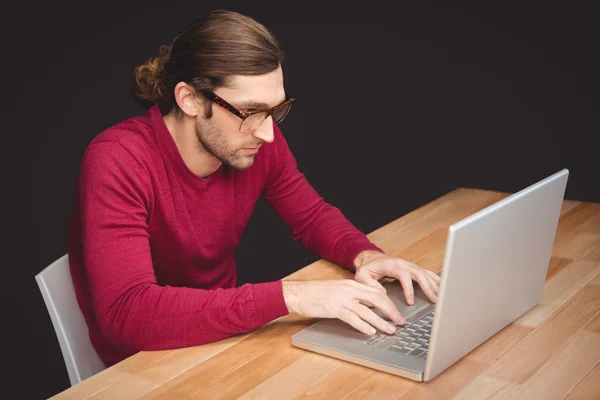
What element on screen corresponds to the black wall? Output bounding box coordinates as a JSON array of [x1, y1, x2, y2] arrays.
[[7, 2, 598, 398]]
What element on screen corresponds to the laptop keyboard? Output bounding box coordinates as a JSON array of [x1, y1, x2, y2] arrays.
[[364, 311, 434, 359]]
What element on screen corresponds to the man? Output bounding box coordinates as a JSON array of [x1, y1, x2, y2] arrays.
[[69, 9, 441, 366]]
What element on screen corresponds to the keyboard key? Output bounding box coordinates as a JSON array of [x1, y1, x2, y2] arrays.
[[416, 338, 427, 345], [377, 337, 399, 349], [406, 343, 420, 350], [365, 336, 380, 345], [418, 351, 428, 359], [366, 332, 388, 345], [410, 349, 425, 357], [389, 346, 412, 354]]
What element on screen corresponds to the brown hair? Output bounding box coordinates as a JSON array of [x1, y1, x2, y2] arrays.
[[132, 10, 284, 116]]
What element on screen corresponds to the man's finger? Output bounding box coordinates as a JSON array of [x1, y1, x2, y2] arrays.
[[427, 273, 440, 296], [357, 290, 405, 325], [396, 271, 415, 305], [355, 271, 387, 294], [361, 277, 387, 293], [350, 303, 398, 334], [417, 272, 437, 303], [426, 269, 441, 284], [338, 309, 377, 336]]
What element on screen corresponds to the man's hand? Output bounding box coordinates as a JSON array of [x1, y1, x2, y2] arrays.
[[282, 280, 406, 336], [353, 251, 440, 305]]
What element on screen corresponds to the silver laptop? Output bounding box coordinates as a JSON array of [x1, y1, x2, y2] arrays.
[[292, 169, 569, 382]]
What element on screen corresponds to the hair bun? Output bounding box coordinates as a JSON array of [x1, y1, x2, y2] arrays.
[[132, 45, 171, 109]]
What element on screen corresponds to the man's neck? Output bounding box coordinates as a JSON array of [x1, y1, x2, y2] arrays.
[[163, 112, 222, 178]]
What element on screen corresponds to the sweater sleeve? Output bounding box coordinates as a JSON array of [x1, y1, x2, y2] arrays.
[[78, 141, 288, 354], [262, 127, 383, 270]]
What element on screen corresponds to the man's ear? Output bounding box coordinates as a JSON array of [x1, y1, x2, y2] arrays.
[[173, 82, 202, 117]]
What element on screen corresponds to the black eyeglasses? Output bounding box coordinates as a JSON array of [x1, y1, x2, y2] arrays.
[[202, 91, 296, 134]]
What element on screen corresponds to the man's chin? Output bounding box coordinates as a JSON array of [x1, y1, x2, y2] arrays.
[[226, 156, 256, 171]]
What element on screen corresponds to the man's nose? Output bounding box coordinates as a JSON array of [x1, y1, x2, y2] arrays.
[[251, 116, 275, 143]]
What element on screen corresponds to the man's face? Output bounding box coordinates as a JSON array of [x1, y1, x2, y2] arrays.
[[194, 66, 287, 170]]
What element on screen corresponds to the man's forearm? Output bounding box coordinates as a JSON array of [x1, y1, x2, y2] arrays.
[[285, 201, 384, 270], [261, 138, 383, 269]]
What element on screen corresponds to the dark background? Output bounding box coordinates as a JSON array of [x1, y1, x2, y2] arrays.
[[5, 1, 598, 398]]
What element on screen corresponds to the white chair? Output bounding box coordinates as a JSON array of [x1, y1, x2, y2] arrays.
[[35, 254, 106, 385]]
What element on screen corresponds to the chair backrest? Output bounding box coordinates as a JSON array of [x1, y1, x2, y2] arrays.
[[35, 254, 106, 385]]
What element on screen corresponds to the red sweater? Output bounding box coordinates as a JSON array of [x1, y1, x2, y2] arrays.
[[68, 105, 382, 365]]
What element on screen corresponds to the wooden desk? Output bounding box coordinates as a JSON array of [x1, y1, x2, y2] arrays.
[[53, 188, 600, 399]]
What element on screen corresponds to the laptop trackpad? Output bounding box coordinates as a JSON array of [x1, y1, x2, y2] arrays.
[[372, 280, 433, 321]]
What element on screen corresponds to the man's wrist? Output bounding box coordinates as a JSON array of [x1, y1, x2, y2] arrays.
[[353, 250, 388, 270], [281, 280, 299, 314]]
